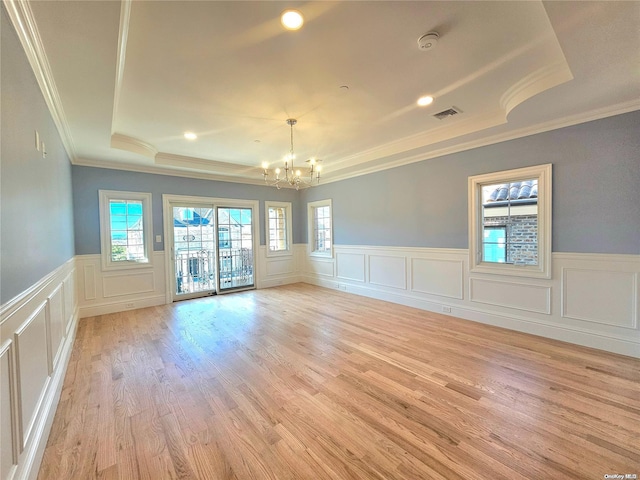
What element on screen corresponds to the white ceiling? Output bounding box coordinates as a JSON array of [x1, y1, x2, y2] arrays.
[[11, 1, 640, 186]]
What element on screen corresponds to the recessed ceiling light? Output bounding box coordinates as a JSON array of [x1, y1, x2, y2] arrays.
[[417, 95, 434, 107], [184, 132, 197, 140], [281, 10, 304, 30]]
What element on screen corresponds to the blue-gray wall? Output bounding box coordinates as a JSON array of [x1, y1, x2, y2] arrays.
[[71, 167, 299, 254], [301, 111, 640, 255], [1, 6, 76, 303]]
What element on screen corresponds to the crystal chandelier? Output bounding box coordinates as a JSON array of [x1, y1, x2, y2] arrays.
[[262, 118, 321, 190]]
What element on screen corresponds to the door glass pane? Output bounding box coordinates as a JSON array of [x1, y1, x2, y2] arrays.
[[217, 207, 254, 290], [173, 207, 216, 296]]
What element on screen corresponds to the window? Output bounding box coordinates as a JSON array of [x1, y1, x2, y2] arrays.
[[469, 164, 551, 278], [265, 201, 292, 256], [99, 190, 153, 270], [308, 199, 332, 257]]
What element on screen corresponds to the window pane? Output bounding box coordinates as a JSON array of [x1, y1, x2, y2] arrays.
[[312, 205, 331, 252], [110, 202, 127, 215], [107, 198, 147, 263], [267, 205, 289, 252], [482, 179, 538, 265], [126, 202, 143, 215]]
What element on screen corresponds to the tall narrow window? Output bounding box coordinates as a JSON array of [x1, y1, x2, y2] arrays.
[[99, 190, 153, 270], [265, 201, 292, 256], [308, 199, 332, 257], [469, 164, 551, 278]]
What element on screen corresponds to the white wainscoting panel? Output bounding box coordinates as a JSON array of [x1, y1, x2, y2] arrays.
[[562, 268, 637, 328], [77, 253, 166, 317], [369, 254, 406, 290], [102, 270, 155, 298], [46, 285, 65, 373], [63, 272, 75, 334], [265, 257, 295, 276], [308, 257, 335, 278], [256, 246, 301, 289], [0, 258, 78, 480], [336, 252, 366, 283], [83, 264, 96, 301], [470, 278, 551, 314], [411, 258, 464, 299], [15, 302, 50, 450], [1, 341, 16, 480]]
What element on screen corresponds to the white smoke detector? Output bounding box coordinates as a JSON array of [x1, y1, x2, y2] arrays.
[[418, 32, 439, 51]]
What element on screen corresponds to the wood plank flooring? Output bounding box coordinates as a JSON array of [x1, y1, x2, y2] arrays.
[[38, 284, 640, 479]]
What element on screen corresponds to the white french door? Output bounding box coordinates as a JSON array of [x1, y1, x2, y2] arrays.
[[216, 206, 255, 291], [172, 204, 217, 300], [163, 195, 258, 302]]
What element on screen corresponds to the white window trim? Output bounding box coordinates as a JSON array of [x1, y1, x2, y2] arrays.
[[99, 190, 153, 271], [468, 164, 552, 279], [265, 201, 293, 257], [308, 199, 333, 258]]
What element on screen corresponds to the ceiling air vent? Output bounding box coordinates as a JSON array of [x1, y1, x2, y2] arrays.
[[433, 107, 461, 120]]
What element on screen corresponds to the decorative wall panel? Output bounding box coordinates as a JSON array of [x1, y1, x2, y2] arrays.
[[0, 341, 16, 480], [562, 268, 637, 328], [83, 264, 96, 300], [266, 258, 295, 276], [102, 271, 155, 298], [46, 285, 65, 372], [470, 278, 551, 314], [15, 303, 49, 449], [369, 255, 406, 290], [336, 252, 366, 283], [411, 258, 463, 299], [308, 258, 335, 277]]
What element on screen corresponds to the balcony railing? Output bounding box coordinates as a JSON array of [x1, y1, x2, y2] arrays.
[[175, 248, 253, 294]]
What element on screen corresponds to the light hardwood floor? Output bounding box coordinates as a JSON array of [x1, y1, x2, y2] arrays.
[[39, 284, 639, 479]]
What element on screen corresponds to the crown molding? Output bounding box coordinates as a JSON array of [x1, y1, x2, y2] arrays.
[[3, 0, 77, 162], [73, 157, 289, 187]]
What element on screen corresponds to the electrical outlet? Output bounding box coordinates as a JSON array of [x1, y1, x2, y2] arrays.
[[442, 306, 452, 313]]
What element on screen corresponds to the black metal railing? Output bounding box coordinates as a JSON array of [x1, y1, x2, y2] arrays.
[[175, 248, 253, 294]]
